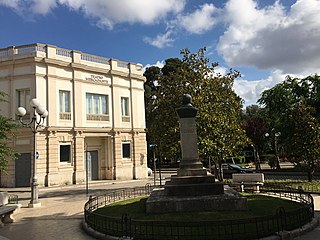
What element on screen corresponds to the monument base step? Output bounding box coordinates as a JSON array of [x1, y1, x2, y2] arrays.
[[146, 188, 248, 214], [169, 174, 216, 184]]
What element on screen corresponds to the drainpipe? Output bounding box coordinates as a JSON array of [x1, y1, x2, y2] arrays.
[[129, 63, 136, 179], [110, 60, 116, 180]]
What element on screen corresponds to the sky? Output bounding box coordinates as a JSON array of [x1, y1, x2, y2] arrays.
[[1, 0, 320, 106]]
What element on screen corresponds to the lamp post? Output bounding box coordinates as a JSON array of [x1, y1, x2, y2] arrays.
[[149, 144, 157, 186], [85, 143, 89, 196], [265, 131, 281, 170], [274, 132, 281, 169], [17, 98, 48, 208]]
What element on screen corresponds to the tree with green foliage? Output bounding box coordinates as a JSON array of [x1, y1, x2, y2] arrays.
[[144, 48, 248, 179], [286, 104, 320, 181], [0, 92, 19, 172], [259, 74, 320, 132], [241, 105, 268, 170], [258, 74, 320, 180]]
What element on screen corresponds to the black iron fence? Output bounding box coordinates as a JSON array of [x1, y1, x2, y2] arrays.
[[83, 186, 314, 240]]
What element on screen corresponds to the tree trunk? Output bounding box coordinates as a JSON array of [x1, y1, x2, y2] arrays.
[[217, 160, 223, 182], [276, 156, 281, 170], [255, 146, 261, 171], [307, 170, 314, 182]]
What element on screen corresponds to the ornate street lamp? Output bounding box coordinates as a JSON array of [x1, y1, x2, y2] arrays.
[[149, 144, 157, 186], [265, 131, 281, 169], [17, 98, 48, 208]]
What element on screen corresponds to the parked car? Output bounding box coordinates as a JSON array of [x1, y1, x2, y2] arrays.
[[147, 167, 152, 176], [221, 163, 253, 178]]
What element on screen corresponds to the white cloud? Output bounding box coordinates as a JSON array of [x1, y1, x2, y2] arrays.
[[56, 0, 185, 29], [218, 0, 320, 74], [213, 66, 227, 76], [233, 70, 286, 106], [233, 69, 310, 106], [177, 3, 218, 34], [0, 0, 56, 15], [144, 31, 174, 49], [0, 0, 19, 8], [0, 0, 185, 28], [31, 0, 57, 15], [143, 3, 218, 48], [143, 60, 165, 73]]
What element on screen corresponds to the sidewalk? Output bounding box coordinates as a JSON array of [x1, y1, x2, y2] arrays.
[[0, 179, 151, 240], [0, 179, 319, 240], [293, 195, 320, 240]]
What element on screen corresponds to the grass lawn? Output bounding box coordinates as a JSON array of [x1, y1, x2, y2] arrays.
[[94, 194, 302, 221], [88, 194, 310, 240]]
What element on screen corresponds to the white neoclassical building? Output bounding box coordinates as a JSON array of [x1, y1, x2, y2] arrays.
[[0, 43, 147, 187]]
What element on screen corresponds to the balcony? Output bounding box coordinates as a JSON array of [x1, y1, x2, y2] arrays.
[[87, 114, 109, 121], [59, 112, 71, 120], [122, 116, 130, 122]]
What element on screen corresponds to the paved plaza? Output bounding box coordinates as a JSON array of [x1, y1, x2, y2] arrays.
[[0, 179, 151, 240], [0, 177, 319, 240]]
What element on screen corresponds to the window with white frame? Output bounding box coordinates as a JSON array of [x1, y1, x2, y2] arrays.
[[122, 142, 131, 159], [59, 90, 71, 120], [86, 93, 109, 121], [121, 97, 130, 122], [60, 143, 71, 163]]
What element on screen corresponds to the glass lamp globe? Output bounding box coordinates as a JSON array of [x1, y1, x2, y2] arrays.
[[17, 107, 27, 117], [36, 105, 46, 115], [42, 110, 48, 118], [30, 98, 40, 108]]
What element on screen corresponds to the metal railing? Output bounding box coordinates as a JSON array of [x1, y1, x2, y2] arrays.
[[8, 194, 19, 204], [86, 113, 109, 121], [59, 112, 71, 120], [83, 185, 314, 240]]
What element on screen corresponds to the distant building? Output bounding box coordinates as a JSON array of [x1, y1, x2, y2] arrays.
[[0, 43, 147, 187]]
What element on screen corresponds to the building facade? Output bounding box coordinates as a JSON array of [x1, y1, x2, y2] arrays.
[[0, 43, 147, 187]]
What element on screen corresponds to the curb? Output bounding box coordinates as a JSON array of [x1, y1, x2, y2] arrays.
[[278, 216, 319, 240], [259, 216, 319, 240], [82, 216, 320, 240], [0, 179, 149, 193], [82, 220, 128, 240]]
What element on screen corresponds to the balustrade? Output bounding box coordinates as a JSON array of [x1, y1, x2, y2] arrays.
[[81, 53, 110, 65], [0, 44, 141, 74], [56, 48, 71, 57]]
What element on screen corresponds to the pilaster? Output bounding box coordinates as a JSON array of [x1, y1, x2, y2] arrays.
[[73, 130, 85, 184]]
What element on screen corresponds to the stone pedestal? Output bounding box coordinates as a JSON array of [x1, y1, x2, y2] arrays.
[[175, 114, 207, 177]]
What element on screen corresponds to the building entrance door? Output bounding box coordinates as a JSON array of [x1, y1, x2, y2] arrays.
[[86, 150, 99, 180], [15, 153, 31, 187]]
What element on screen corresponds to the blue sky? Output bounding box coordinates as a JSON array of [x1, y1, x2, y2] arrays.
[[1, 0, 319, 106]]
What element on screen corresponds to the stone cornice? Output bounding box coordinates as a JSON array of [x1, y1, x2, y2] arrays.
[[46, 126, 146, 133], [0, 57, 38, 66], [70, 62, 110, 74]]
